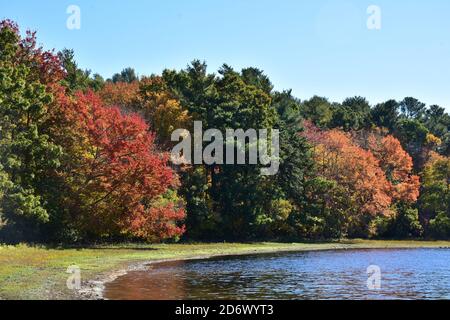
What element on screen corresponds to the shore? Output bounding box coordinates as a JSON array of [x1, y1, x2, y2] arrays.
[[1, 240, 450, 300]]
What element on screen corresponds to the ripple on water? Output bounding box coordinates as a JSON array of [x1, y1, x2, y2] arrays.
[[104, 248, 450, 300]]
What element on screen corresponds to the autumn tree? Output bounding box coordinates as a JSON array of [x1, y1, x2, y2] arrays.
[[1, 21, 185, 242], [137, 76, 190, 149], [365, 133, 422, 237], [52, 91, 185, 241], [302, 122, 421, 238], [99, 74, 192, 149], [302, 123, 393, 237], [99, 80, 140, 113], [367, 134, 420, 204]]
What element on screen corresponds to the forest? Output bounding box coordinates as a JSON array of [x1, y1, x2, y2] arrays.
[[1, 20, 450, 243]]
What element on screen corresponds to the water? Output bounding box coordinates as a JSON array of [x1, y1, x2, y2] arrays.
[[104, 249, 450, 300]]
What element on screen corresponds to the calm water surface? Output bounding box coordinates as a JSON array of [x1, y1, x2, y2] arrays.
[[104, 249, 450, 300]]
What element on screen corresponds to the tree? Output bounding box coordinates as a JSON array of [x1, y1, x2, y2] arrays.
[[302, 123, 394, 237], [99, 76, 191, 149], [299, 176, 354, 239], [241, 67, 274, 94], [353, 131, 421, 237], [209, 65, 277, 239], [429, 213, 450, 239], [424, 104, 450, 156], [111, 67, 138, 83], [0, 166, 12, 228], [373, 204, 423, 239], [331, 96, 371, 131], [420, 153, 450, 238], [300, 96, 333, 127], [54, 91, 185, 241], [371, 100, 399, 131], [162, 60, 218, 239], [400, 97, 426, 120], [58, 48, 105, 92], [394, 119, 430, 170], [136, 76, 191, 149], [163, 62, 280, 240], [257, 90, 314, 239], [1, 20, 185, 242], [163, 60, 216, 125], [0, 20, 63, 240], [302, 123, 420, 238], [367, 134, 420, 204], [99, 81, 140, 112], [273, 91, 313, 203]]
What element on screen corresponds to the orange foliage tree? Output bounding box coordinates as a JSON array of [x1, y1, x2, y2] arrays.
[[302, 121, 419, 236], [303, 124, 392, 215], [367, 134, 420, 203], [98, 81, 140, 112]]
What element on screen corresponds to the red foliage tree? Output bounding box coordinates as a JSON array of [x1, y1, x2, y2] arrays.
[[56, 91, 185, 241], [0, 20, 65, 87]]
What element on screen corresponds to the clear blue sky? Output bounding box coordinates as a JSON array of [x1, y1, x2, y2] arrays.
[[2, 0, 450, 111]]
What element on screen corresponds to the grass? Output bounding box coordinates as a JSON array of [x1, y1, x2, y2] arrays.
[[1, 240, 450, 300]]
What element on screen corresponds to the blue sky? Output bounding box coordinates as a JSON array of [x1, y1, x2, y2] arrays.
[[2, 0, 450, 111]]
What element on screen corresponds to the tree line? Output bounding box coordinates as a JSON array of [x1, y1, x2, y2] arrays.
[[0, 21, 449, 243]]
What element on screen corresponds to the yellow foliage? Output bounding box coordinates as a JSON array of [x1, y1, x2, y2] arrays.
[[425, 133, 442, 147], [270, 199, 294, 221], [138, 77, 191, 148]]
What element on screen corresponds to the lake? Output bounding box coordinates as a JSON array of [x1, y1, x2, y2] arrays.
[[104, 248, 450, 300]]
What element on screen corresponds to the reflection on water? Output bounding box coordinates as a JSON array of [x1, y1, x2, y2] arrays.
[[104, 249, 450, 300]]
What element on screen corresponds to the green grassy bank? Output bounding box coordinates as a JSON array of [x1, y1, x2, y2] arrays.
[[1, 240, 450, 300]]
